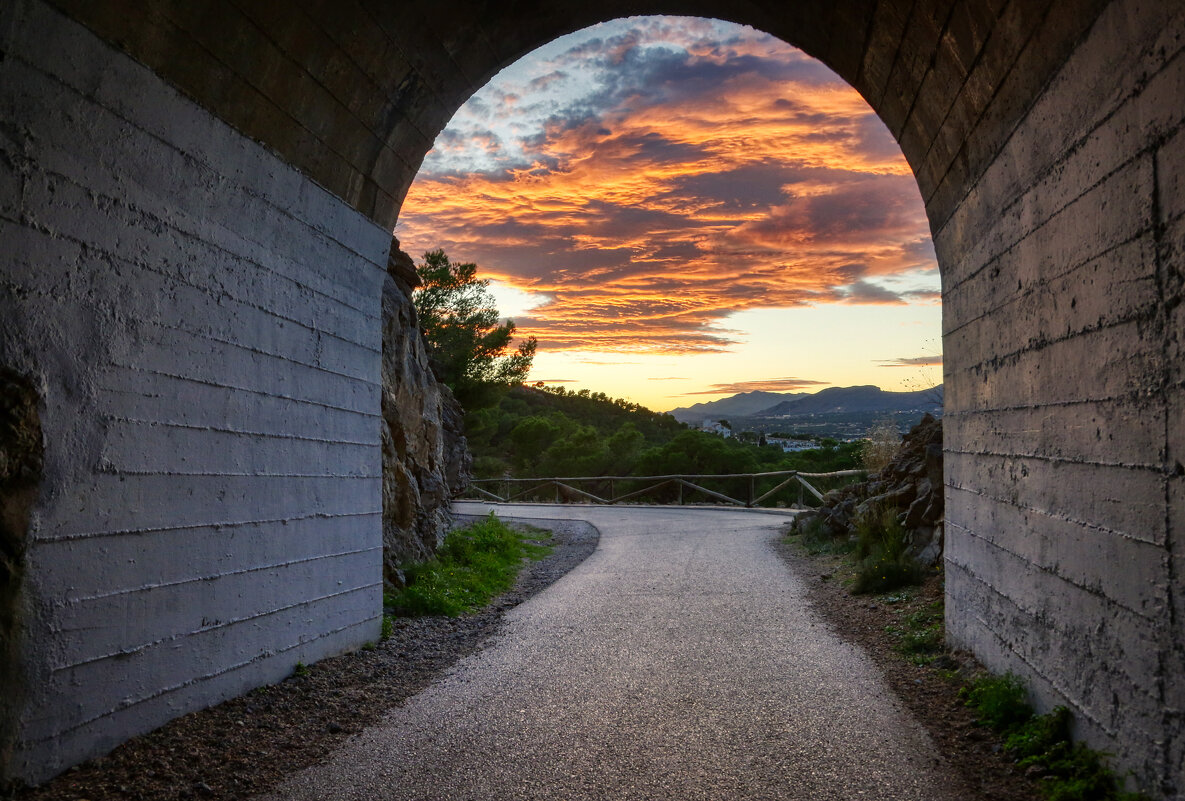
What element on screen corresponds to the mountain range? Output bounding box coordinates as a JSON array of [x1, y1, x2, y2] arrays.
[[668, 384, 942, 424], [665, 390, 804, 422]]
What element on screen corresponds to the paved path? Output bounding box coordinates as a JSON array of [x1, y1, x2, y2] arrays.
[[265, 503, 963, 800]]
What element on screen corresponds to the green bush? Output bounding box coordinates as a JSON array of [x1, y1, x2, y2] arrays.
[[852, 506, 921, 594], [961, 673, 1033, 731], [385, 513, 551, 617]]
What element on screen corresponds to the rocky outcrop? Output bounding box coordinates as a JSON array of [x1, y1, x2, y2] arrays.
[[381, 242, 471, 577], [1, 367, 42, 780], [796, 414, 944, 566]]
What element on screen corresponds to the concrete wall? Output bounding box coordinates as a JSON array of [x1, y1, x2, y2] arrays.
[[0, 0, 386, 784], [939, 1, 1185, 795]]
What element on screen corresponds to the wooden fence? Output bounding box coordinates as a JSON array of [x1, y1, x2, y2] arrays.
[[460, 469, 864, 509]]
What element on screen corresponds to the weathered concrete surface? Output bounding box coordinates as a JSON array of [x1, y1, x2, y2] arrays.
[[3, 0, 1183, 794], [0, 0, 387, 785], [265, 502, 968, 801], [935, 4, 1185, 797]]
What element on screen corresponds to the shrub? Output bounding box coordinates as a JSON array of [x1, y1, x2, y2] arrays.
[[852, 506, 921, 594], [860, 417, 900, 473]]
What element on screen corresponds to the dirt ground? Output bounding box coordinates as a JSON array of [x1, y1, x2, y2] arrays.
[[11, 515, 1042, 801], [774, 534, 1043, 801]]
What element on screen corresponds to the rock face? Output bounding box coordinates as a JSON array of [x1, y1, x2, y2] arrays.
[[381, 243, 472, 576], [798, 414, 944, 566], [0, 367, 42, 778]]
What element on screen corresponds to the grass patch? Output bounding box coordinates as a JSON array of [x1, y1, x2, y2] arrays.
[[961, 673, 1147, 800], [884, 599, 945, 664], [852, 506, 921, 594], [384, 513, 552, 617]]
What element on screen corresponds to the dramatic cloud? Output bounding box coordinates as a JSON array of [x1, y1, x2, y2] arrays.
[[399, 17, 938, 355], [681, 378, 827, 395]]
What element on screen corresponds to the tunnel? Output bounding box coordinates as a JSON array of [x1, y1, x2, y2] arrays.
[[0, 0, 1181, 793]]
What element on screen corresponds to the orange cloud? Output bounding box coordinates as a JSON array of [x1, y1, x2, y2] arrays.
[[398, 18, 937, 355]]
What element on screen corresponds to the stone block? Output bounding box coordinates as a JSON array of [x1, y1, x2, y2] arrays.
[[854, 0, 912, 106], [877, 0, 954, 141]]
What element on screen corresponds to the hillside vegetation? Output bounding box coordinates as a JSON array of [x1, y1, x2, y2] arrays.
[[466, 385, 862, 482]]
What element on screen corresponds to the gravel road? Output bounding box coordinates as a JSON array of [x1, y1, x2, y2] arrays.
[[263, 503, 966, 801]]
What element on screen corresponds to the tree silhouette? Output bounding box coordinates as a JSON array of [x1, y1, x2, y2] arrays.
[[413, 249, 536, 408]]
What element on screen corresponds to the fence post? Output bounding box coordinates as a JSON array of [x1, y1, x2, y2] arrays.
[[677, 479, 683, 505], [797, 476, 803, 508], [748, 475, 755, 508], [609, 478, 615, 503]]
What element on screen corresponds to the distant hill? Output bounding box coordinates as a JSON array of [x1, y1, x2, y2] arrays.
[[667, 390, 805, 423], [755, 385, 942, 417]]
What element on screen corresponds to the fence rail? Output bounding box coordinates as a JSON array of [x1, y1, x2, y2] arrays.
[[460, 469, 865, 509]]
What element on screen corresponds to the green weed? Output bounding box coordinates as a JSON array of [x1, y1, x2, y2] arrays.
[[852, 506, 921, 594], [961, 674, 1147, 800], [385, 513, 552, 617], [380, 614, 394, 639], [883, 600, 944, 664], [292, 661, 309, 678], [961, 672, 1033, 731], [897, 624, 943, 663]]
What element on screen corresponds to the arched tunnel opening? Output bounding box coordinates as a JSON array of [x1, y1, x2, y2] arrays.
[[0, 0, 1181, 794], [395, 15, 944, 420], [390, 12, 946, 557]]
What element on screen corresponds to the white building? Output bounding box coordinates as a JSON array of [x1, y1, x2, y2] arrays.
[[700, 420, 732, 437]]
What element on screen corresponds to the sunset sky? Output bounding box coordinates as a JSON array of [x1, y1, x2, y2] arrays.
[[396, 16, 942, 412]]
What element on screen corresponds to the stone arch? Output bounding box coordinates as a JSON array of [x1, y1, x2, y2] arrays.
[[1, 0, 1181, 793], [44, 1, 1113, 232]]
